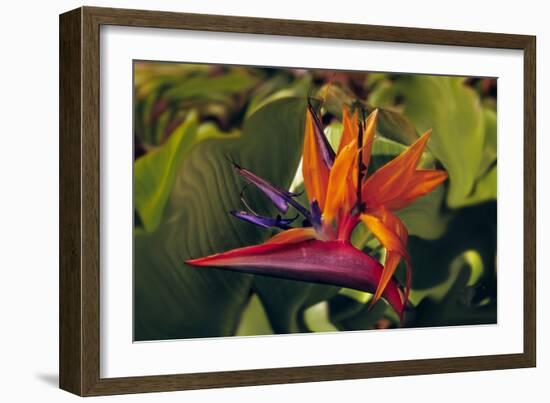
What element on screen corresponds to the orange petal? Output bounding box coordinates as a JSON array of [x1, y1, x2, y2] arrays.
[[360, 208, 409, 305], [264, 227, 319, 245], [379, 251, 402, 296], [303, 109, 331, 210], [345, 173, 358, 212], [386, 169, 448, 210], [360, 210, 408, 257], [347, 108, 378, 188], [361, 109, 378, 174], [323, 140, 358, 223], [338, 106, 358, 154], [362, 130, 431, 208]]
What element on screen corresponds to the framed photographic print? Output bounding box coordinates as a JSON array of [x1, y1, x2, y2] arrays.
[[59, 6, 536, 396]]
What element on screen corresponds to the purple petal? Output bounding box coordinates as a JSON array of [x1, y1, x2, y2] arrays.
[[186, 239, 405, 319], [233, 163, 311, 218], [310, 199, 323, 232], [231, 210, 295, 230], [308, 103, 335, 168]]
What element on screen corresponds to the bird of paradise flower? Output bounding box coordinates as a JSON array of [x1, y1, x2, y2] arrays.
[[187, 101, 448, 322]]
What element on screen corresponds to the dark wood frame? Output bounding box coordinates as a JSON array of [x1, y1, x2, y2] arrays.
[[59, 6, 536, 397]]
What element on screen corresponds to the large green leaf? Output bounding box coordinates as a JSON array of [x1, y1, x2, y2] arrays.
[[134, 113, 242, 232], [407, 202, 497, 293], [252, 277, 339, 333], [394, 76, 486, 208], [134, 112, 200, 232], [452, 108, 497, 207], [134, 97, 308, 341]]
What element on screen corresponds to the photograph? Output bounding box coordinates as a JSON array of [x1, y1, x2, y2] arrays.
[[133, 61, 498, 342], [1, 0, 543, 400]]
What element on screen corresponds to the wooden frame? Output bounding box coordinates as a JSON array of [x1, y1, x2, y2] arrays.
[[59, 6, 536, 396]]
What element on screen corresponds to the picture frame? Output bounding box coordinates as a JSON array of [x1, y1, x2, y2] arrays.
[[59, 6, 536, 396]]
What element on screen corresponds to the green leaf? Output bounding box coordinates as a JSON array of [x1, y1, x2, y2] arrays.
[[196, 121, 241, 142], [134, 97, 309, 341], [303, 301, 339, 333], [320, 84, 419, 146], [163, 69, 259, 101], [407, 202, 497, 294], [451, 108, 497, 207], [397, 186, 449, 240], [134, 62, 210, 95], [328, 294, 389, 331], [134, 63, 205, 145], [367, 79, 396, 108], [134, 64, 261, 147], [252, 277, 339, 333], [410, 262, 496, 327], [137, 85, 167, 145], [134, 228, 254, 340], [246, 75, 311, 118], [409, 249, 484, 305], [458, 165, 497, 207], [324, 122, 343, 150], [394, 76, 486, 208], [478, 107, 497, 178], [135, 116, 242, 233], [134, 112, 200, 232], [367, 107, 420, 145], [369, 136, 435, 170], [366, 72, 390, 87], [235, 294, 273, 336]]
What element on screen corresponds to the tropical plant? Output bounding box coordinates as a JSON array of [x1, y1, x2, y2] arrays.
[[133, 63, 497, 340]]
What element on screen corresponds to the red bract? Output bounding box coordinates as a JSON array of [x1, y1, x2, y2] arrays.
[[187, 239, 405, 316]]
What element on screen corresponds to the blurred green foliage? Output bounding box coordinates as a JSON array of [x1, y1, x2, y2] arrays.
[[133, 62, 497, 340]]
